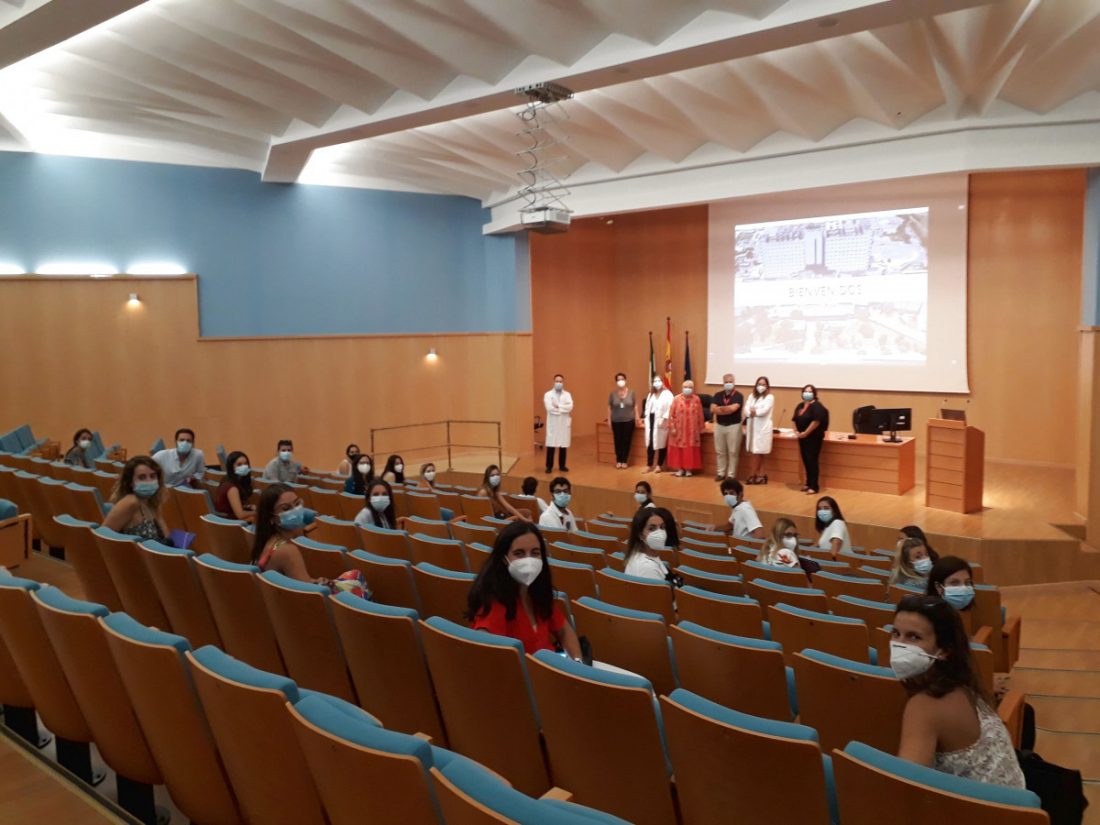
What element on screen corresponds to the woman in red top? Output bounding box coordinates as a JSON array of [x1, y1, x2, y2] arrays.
[[466, 521, 583, 658]]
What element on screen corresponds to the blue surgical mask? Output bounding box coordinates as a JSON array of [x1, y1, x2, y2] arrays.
[[943, 584, 974, 610], [554, 382, 563, 391], [177, 440, 192, 455], [817, 509, 833, 523], [488, 475, 500, 488], [234, 464, 251, 477], [634, 492, 647, 504], [724, 494, 738, 508], [133, 480, 159, 498], [682, 387, 693, 396], [802, 392, 814, 401], [278, 505, 306, 531], [723, 383, 734, 392], [553, 491, 571, 509], [913, 557, 933, 575], [279, 450, 292, 462], [370, 495, 391, 512]]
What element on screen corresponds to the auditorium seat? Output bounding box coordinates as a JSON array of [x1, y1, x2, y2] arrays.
[[679, 538, 734, 558], [833, 741, 1045, 824], [680, 526, 724, 543], [595, 568, 675, 624], [669, 622, 795, 721], [447, 518, 497, 547], [257, 571, 356, 702], [408, 532, 470, 573], [746, 578, 829, 614], [674, 565, 745, 597], [411, 563, 475, 625], [173, 486, 216, 549], [813, 570, 887, 602], [309, 514, 360, 549], [465, 541, 492, 569], [33, 587, 164, 822], [430, 753, 631, 824], [52, 515, 123, 611], [90, 469, 120, 501], [192, 554, 285, 674], [305, 486, 342, 519], [404, 490, 443, 521], [140, 540, 222, 649], [291, 536, 349, 580], [793, 649, 907, 754], [0, 616, 48, 748], [586, 519, 629, 541], [570, 597, 677, 696], [419, 617, 549, 796], [741, 559, 812, 588], [566, 530, 622, 555], [93, 526, 171, 629], [458, 494, 495, 522], [526, 650, 677, 825], [972, 585, 1021, 671], [33, 476, 71, 550], [769, 603, 875, 666], [547, 558, 600, 601], [187, 646, 327, 825], [548, 541, 608, 569], [661, 689, 835, 825], [199, 514, 253, 565], [101, 612, 243, 825], [675, 586, 766, 638], [337, 491, 363, 521], [829, 594, 896, 628], [344, 549, 420, 612], [357, 522, 411, 560], [403, 516, 453, 541], [63, 482, 106, 523], [731, 545, 759, 562], [329, 594, 445, 742]]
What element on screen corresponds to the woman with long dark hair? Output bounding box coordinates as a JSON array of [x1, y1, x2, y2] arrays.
[[466, 521, 582, 658], [476, 464, 526, 520], [814, 495, 851, 558], [353, 478, 397, 530], [214, 450, 255, 521], [381, 454, 406, 485], [892, 594, 1024, 788], [251, 483, 327, 583], [925, 556, 976, 612], [622, 507, 674, 581], [344, 453, 375, 495], [63, 427, 96, 468]]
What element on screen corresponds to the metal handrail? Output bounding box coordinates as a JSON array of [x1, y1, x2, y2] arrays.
[[370, 419, 502, 471]]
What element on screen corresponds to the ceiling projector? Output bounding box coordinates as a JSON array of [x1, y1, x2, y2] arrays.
[[521, 206, 571, 234]]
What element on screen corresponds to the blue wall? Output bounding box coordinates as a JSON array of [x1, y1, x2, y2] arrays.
[[0, 152, 530, 336], [1084, 167, 1100, 327]]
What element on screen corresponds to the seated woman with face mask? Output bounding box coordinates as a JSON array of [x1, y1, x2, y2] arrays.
[[622, 508, 676, 581], [892, 594, 1025, 788], [890, 537, 939, 586], [758, 518, 802, 568], [925, 556, 976, 613]]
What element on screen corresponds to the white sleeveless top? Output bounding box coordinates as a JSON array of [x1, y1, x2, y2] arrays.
[[934, 700, 1026, 789]]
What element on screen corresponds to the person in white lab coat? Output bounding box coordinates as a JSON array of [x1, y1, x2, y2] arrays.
[[743, 375, 775, 485], [543, 374, 573, 473], [642, 378, 674, 474]]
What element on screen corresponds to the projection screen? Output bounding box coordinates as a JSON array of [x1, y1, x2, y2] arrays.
[[706, 174, 969, 393]]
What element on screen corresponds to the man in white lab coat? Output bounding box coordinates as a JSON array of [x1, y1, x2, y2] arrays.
[[544, 373, 573, 473]]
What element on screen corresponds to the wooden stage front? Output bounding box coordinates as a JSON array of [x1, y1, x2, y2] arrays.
[[491, 434, 1099, 588]]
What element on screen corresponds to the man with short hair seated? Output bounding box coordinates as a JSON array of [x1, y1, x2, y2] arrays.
[[153, 427, 206, 489], [538, 476, 578, 532], [262, 439, 308, 482]]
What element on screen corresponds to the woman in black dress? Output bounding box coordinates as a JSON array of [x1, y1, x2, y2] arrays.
[[793, 384, 829, 495]]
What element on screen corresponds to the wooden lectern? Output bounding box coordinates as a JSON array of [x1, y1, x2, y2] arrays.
[[926, 419, 985, 513]]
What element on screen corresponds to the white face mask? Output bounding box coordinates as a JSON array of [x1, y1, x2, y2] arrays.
[[723, 383, 734, 392], [424, 470, 436, 482], [616, 379, 626, 388], [645, 529, 667, 551], [358, 462, 371, 474], [890, 641, 939, 680], [781, 536, 798, 550], [653, 380, 663, 390], [78, 438, 92, 450], [634, 492, 647, 504], [279, 450, 292, 462], [756, 384, 767, 394], [369, 495, 391, 512], [507, 556, 543, 587], [394, 463, 404, 473]]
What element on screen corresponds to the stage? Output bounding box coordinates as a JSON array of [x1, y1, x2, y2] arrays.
[[474, 435, 1099, 587]]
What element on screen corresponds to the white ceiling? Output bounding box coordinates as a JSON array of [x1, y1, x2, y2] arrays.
[[1, 0, 1099, 231]]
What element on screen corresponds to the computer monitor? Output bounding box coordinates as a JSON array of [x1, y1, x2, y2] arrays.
[[853, 406, 912, 443]]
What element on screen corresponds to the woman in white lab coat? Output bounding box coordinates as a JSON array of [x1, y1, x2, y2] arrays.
[[642, 378, 674, 474], [543, 374, 573, 473], [744, 375, 774, 485]]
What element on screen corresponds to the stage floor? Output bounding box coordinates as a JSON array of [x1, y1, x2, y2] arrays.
[[509, 435, 1082, 544]]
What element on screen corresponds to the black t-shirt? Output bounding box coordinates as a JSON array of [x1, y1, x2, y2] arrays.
[[793, 400, 829, 440], [713, 390, 744, 426]]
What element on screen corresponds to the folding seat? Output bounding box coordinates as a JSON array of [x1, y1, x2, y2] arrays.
[[291, 536, 349, 580], [64, 482, 106, 523], [731, 545, 758, 562], [172, 486, 215, 548], [482, 515, 514, 530], [527, 650, 677, 825], [680, 526, 724, 542], [973, 585, 1021, 671], [459, 494, 495, 521], [257, 571, 356, 702], [408, 532, 470, 573], [680, 547, 740, 573], [391, 487, 409, 519], [833, 741, 1045, 824], [0, 585, 49, 749], [430, 752, 631, 824], [675, 565, 745, 597], [679, 537, 731, 556], [434, 488, 463, 518], [330, 594, 444, 741], [547, 558, 599, 601], [419, 617, 549, 796], [89, 469, 120, 501], [357, 522, 411, 560], [465, 541, 493, 570], [32, 476, 70, 549], [200, 514, 253, 565], [404, 515, 452, 540], [412, 563, 476, 625], [662, 689, 835, 825], [305, 486, 342, 519], [570, 597, 677, 696], [193, 554, 285, 674], [829, 593, 896, 628], [33, 588, 165, 822], [793, 649, 907, 754], [102, 613, 243, 825], [813, 570, 887, 602], [305, 514, 357, 549], [586, 519, 629, 541], [187, 646, 327, 825], [343, 549, 420, 611], [567, 530, 622, 555], [549, 541, 607, 569], [448, 518, 497, 547], [595, 568, 675, 624], [768, 603, 874, 665], [741, 559, 812, 587], [141, 541, 222, 649], [93, 526, 171, 629], [52, 515, 123, 610], [669, 622, 795, 721], [337, 491, 363, 521], [404, 490, 443, 521], [674, 586, 765, 638], [746, 578, 829, 614], [887, 581, 923, 603]]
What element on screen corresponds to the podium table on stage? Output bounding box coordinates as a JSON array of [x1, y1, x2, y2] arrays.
[[926, 419, 985, 513]]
